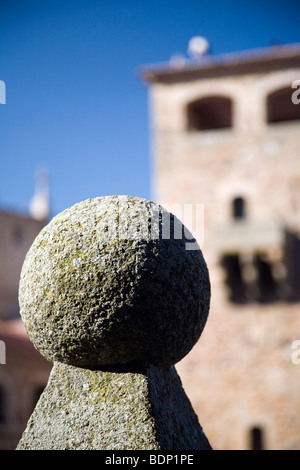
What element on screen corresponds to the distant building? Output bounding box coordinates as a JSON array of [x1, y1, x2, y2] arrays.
[[0, 172, 51, 450], [142, 43, 300, 450]]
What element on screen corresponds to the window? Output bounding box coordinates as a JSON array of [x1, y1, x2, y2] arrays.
[[267, 87, 300, 124], [232, 197, 246, 220], [187, 96, 232, 131], [222, 255, 247, 304], [255, 254, 277, 303], [222, 253, 282, 305], [284, 230, 300, 302], [0, 386, 6, 423], [250, 427, 264, 450]]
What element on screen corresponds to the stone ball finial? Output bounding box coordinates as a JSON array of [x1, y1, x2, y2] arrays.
[[19, 196, 210, 368]]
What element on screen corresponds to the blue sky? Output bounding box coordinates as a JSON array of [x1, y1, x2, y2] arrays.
[[1, 0, 299, 218]]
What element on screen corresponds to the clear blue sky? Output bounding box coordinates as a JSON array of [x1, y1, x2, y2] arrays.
[[1, 0, 299, 218]]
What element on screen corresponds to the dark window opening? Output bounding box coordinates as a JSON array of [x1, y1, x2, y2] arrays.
[[221, 231, 300, 305], [222, 255, 247, 304], [0, 387, 6, 424], [284, 230, 300, 302], [250, 427, 264, 450], [255, 254, 277, 304], [221, 253, 289, 305], [267, 87, 300, 124], [232, 197, 246, 219], [187, 96, 232, 131]]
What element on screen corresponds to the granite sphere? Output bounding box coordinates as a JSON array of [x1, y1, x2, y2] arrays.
[[19, 196, 210, 368]]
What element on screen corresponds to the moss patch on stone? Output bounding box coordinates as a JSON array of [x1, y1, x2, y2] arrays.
[[19, 196, 210, 368], [17, 362, 211, 450]]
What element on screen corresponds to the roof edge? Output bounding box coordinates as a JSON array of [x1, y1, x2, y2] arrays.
[[140, 43, 300, 84]]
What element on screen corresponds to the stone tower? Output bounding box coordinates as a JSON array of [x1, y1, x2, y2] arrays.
[[141, 43, 300, 450]]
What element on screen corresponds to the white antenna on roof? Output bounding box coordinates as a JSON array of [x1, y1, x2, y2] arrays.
[[29, 167, 50, 221], [187, 36, 210, 59]]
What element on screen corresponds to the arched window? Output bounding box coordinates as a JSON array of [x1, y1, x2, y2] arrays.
[[232, 197, 246, 220], [187, 96, 232, 131], [250, 426, 264, 450], [267, 87, 300, 124]]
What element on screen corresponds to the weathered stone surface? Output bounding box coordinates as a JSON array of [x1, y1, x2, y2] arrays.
[[17, 195, 212, 450], [17, 362, 211, 450], [19, 196, 210, 368]]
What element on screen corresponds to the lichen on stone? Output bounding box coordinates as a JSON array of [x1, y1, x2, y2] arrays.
[[19, 195, 210, 368], [17, 195, 212, 450], [17, 362, 211, 450]]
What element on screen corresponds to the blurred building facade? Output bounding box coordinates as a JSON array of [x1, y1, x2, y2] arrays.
[[142, 43, 300, 450], [0, 173, 51, 450]]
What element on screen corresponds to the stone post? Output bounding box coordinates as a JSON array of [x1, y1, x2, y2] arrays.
[[16, 196, 212, 450]]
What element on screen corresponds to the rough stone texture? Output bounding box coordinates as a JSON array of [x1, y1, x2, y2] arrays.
[[17, 195, 212, 450], [18, 195, 210, 368], [17, 362, 211, 450]]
